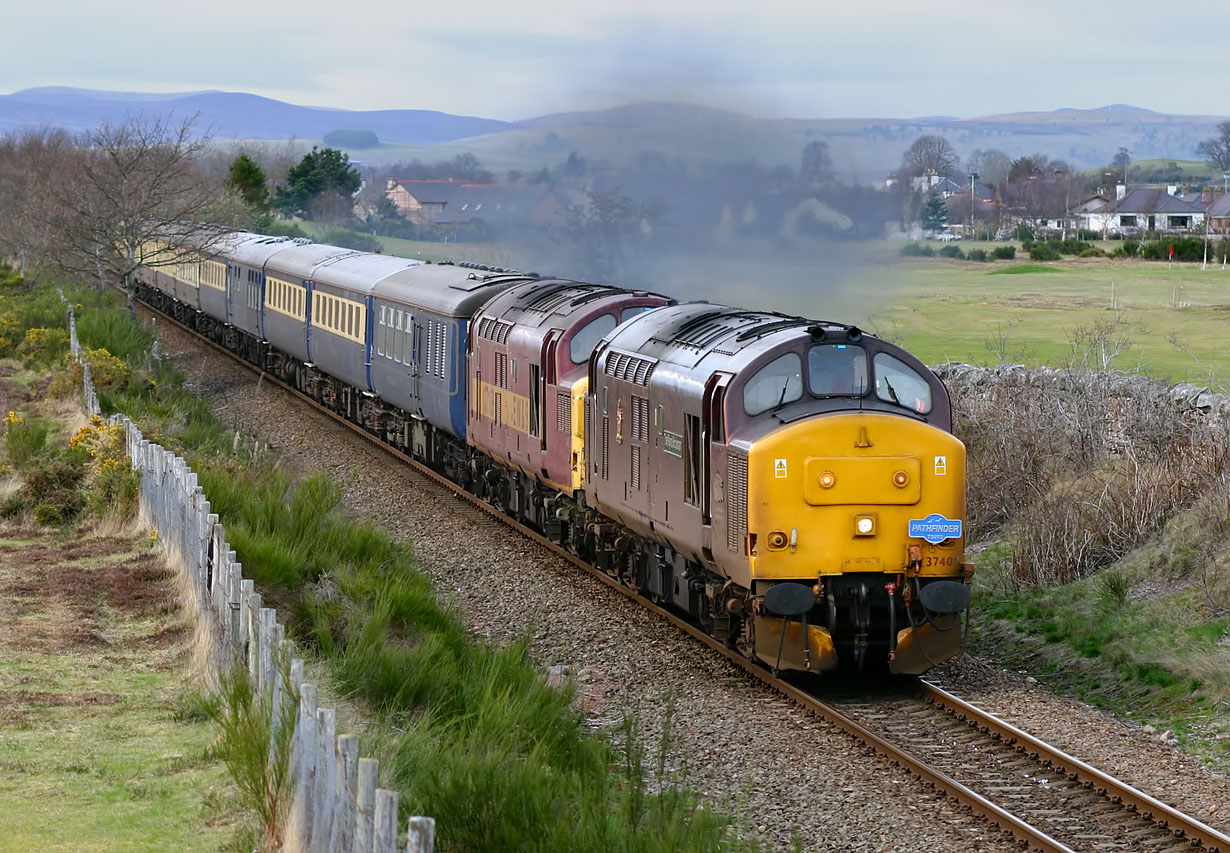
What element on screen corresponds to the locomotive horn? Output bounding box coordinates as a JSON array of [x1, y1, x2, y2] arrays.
[[846, 326, 862, 341]]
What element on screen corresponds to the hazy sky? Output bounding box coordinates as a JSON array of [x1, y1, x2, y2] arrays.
[[5, 0, 1228, 121]]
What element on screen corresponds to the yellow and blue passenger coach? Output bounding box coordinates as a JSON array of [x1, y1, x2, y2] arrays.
[[583, 304, 971, 674]]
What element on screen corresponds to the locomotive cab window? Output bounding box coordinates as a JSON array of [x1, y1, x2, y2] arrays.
[[743, 352, 803, 416], [809, 344, 868, 396], [569, 314, 616, 364], [873, 353, 932, 414]]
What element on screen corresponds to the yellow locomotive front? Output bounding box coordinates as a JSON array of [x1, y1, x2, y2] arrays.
[[744, 411, 969, 674], [725, 333, 971, 676]]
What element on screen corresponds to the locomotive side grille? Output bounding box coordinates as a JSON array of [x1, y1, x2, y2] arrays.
[[493, 320, 513, 344], [601, 416, 610, 479], [495, 392, 503, 426], [557, 392, 571, 433], [631, 395, 649, 443], [495, 352, 508, 388], [631, 445, 641, 490], [727, 454, 748, 551]]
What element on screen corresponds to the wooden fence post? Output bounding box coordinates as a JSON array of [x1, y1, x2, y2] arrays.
[[374, 789, 399, 853], [335, 734, 359, 852], [356, 757, 378, 852], [406, 816, 436, 853]]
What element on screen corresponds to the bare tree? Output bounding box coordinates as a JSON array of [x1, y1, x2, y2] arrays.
[[900, 135, 958, 180], [1196, 121, 1230, 175], [46, 114, 223, 317], [0, 128, 75, 275]]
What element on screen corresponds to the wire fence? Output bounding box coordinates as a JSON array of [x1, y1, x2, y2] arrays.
[[67, 297, 435, 853]]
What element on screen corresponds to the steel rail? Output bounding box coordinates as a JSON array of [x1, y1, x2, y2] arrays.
[[920, 680, 1230, 851], [142, 302, 1223, 852]]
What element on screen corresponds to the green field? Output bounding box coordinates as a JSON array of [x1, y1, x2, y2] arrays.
[[649, 241, 1230, 384]]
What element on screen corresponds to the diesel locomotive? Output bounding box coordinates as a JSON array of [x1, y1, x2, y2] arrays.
[[135, 230, 972, 676]]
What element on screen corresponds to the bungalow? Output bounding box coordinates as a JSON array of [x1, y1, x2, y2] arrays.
[[435, 184, 565, 237], [1095, 187, 1205, 235], [1207, 192, 1230, 234], [385, 179, 468, 224]]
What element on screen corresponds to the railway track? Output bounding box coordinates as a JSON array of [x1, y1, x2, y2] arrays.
[[145, 304, 1230, 853]]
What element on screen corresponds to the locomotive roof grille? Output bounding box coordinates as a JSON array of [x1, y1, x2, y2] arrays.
[[732, 317, 810, 342], [476, 316, 513, 343], [523, 281, 587, 312], [604, 351, 657, 386]]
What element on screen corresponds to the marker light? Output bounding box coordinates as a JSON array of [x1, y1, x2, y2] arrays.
[[854, 515, 876, 536], [893, 470, 909, 488], [819, 471, 836, 489]]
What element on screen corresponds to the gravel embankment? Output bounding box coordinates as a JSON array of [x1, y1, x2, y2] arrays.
[[149, 320, 1230, 851]]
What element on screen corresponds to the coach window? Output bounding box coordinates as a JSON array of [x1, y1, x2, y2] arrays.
[[569, 314, 616, 364], [743, 352, 803, 416], [394, 311, 404, 363], [873, 353, 932, 414]]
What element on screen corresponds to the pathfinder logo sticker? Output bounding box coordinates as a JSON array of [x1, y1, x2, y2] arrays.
[[662, 430, 683, 457], [908, 513, 963, 544]]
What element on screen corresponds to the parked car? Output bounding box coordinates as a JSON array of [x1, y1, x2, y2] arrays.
[[994, 229, 1015, 241], [935, 232, 959, 242]]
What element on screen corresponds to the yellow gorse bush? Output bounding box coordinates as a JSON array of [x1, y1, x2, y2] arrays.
[[71, 415, 138, 518]]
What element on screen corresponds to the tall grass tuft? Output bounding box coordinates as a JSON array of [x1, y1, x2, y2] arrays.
[[206, 662, 297, 852]]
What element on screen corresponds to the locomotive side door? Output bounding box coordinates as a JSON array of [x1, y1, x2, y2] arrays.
[[701, 372, 733, 556]]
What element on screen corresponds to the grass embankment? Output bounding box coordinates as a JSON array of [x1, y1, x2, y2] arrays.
[[0, 277, 237, 847], [0, 529, 234, 851], [5, 274, 751, 849]]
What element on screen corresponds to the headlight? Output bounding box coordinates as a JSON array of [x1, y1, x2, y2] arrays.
[[893, 470, 909, 488], [819, 470, 836, 488], [854, 515, 876, 536]]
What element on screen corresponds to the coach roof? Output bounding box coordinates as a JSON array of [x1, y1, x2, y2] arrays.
[[374, 263, 534, 317], [310, 253, 426, 294]]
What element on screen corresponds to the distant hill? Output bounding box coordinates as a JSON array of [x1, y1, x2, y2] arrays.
[[4, 88, 1227, 178], [0, 87, 506, 145]]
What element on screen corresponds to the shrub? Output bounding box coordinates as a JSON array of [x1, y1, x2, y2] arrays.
[[71, 416, 139, 519], [1078, 247, 1107, 258], [1078, 229, 1102, 241], [899, 242, 934, 257], [18, 327, 69, 367], [1122, 240, 1140, 257], [1055, 238, 1092, 255], [4, 411, 49, 469], [1140, 237, 1205, 262], [320, 228, 382, 253], [939, 245, 965, 259], [1015, 226, 1034, 242], [32, 503, 64, 526], [992, 245, 1016, 260], [1029, 243, 1061, 261], [967, 249, 988, 262], [21, 451, 86, 522]]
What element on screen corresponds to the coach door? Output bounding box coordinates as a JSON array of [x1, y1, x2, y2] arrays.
[[701, 372, 733, 533]]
